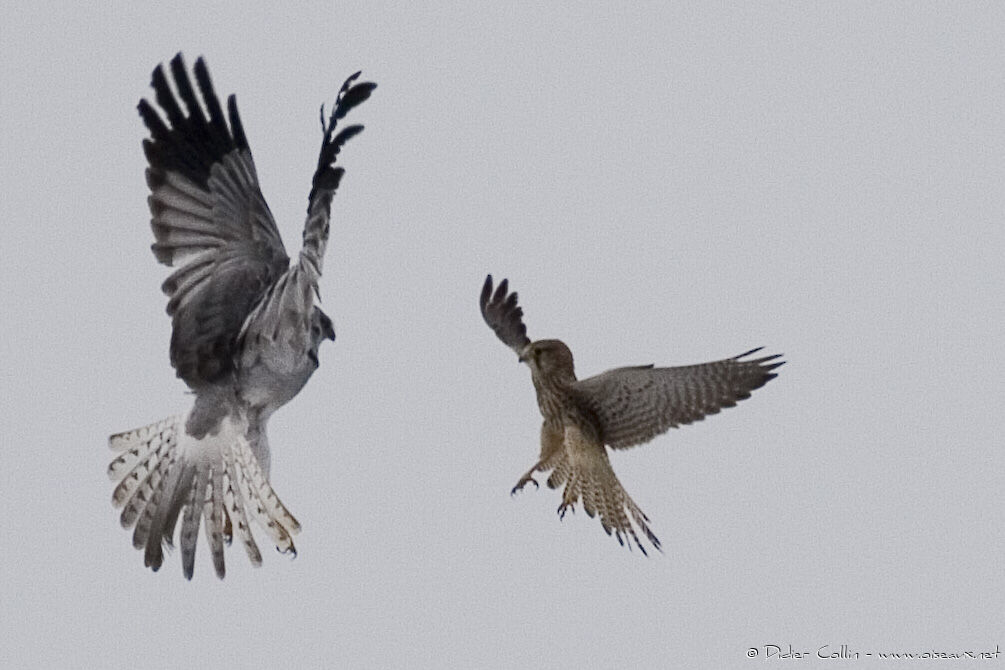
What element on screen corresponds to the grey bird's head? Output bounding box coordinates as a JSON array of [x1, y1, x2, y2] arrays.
[[519, 339, 576, 381]]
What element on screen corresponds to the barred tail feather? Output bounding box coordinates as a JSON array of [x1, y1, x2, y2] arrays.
[[180, 465, 209, 578], [236, 436, 301, 536], [204, 465, 227, 579], [107, 412, 301, 579], [118, 427, 177, 531], [140, 456, 189, 570], [160, 462, 196, 550], [223, 448, 263, 567], [232, 437, 298, 556], [545, 431, 662, 556], [130, 449, 174, 548], [109, 415, 181, 491]]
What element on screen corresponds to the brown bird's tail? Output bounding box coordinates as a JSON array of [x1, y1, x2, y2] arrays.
[[546, 428, 662, 555]]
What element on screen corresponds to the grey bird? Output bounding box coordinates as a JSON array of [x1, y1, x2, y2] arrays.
[[480, 275, 784, 554], [107, 54, 375, 579]]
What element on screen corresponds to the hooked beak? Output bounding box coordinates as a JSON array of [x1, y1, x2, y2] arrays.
[[318, 312, 336, 341], [517, 345, 531, 364]]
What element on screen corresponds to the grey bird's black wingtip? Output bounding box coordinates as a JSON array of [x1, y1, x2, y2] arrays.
[[308, 71, 377, 209]]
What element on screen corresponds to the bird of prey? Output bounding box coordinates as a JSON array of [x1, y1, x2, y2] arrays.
[[480, 275, 783, 554], [107, 54, 375, 579]]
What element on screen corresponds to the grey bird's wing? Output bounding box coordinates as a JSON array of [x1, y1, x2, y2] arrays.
[[572, 348, 784, 449], [138, 53, 290, 386], [237, 72, 376, 374], [125, 56, 373, 580], [480, 275, 531, 357]]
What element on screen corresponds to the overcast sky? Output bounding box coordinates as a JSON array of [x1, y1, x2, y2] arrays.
[[2, 3, 1003, 668]]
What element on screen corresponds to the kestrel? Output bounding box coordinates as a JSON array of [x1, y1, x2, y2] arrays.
[[480, 275, 783, 554], [107, 54, 375, 579]]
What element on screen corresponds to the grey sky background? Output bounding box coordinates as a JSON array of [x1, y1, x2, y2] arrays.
[[2, 3, 1003, 668]]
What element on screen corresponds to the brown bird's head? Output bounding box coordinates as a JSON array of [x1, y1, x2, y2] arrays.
[[519, 339, 576, 381]]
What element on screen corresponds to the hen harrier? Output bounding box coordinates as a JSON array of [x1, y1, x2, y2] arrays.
[[107, 54, 375, 579], [480, 275, 783, 554]]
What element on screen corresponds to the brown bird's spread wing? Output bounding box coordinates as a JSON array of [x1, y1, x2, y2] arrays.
[[138, 53, 289, 386], [480, 275, 531, 356], [573, 348, 784, 449]]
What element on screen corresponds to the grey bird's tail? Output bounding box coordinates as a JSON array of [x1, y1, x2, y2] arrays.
[[107, 412, 300, 579]]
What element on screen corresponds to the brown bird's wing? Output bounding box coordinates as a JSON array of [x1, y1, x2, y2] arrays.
[[572, 348, 784, 449], [480, 275, 531, 357], [138, 53, 289, 387]]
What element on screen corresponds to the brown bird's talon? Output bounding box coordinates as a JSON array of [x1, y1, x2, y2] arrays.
[[511, 475, 539, 496], [557, 502, 575, 520]]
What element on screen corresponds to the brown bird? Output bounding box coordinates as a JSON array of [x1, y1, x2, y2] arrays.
[[480, 275, 784, 554]]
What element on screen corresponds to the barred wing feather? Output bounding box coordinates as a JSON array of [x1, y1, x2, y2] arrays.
[[573, 348, 784, 449]]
